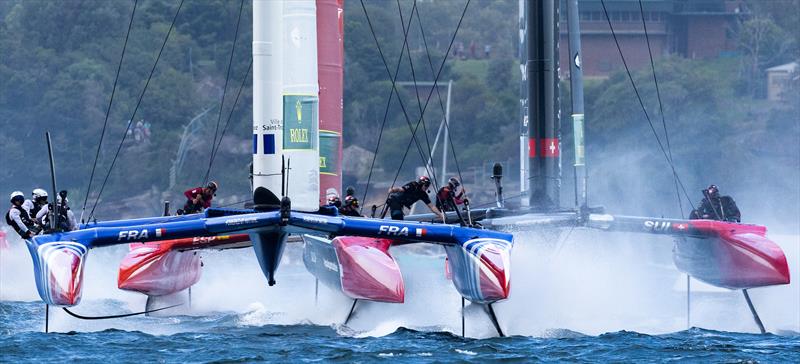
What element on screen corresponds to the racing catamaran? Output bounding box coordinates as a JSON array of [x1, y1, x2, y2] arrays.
[[24, 0, 513, 336]]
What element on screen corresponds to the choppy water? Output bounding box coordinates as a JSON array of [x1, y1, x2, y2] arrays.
[[2, 301, 799, 363], [1, 230, 799, 362]]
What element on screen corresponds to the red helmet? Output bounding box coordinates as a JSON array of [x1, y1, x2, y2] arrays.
[[418, 175, 431, 186], [327, 195, 341, 207], [344, 195, 359, 208]]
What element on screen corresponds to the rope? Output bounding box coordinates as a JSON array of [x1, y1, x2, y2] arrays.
[[80, 0, 138, 223], [88, 0, 185, 220], [397, 0, 441, 193], [637, 0, 684, 218], [359, 0, 470, 209], [413, 4, 467, 200], [599, 0, 695, 211], [358, 0, 419, 213], [386, 0, 471, 191], [204, 59, 253, 178], [360, 0, 437, 193], [203, 0, 246, 186], [62, 303, 181, 320]]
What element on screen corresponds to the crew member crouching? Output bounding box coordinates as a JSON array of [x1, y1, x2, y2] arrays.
[[181, 181, 218, 214], [386, 176, 445, 221]]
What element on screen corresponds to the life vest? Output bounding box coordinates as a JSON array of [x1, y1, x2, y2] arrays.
[[5, 205, 38, 236]]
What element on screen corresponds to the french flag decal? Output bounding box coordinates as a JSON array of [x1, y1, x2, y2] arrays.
[[415, 228, 426, 237], [155, 228, 165, 238]]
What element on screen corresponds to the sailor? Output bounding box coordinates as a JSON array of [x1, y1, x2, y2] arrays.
[[181, 181, 218, 214], [5, 191, 40, 239], [36, 191, 78, 232], [340, 195, 362, 217], [690, 184, 741, 222], [326, 195, 342, 209], [386, 176, 445, 221], [25, 188, 49, 218], [436, 177, 467, 212]]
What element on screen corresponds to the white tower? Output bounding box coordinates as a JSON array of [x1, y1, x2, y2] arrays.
[[252, 0, 320, 212]]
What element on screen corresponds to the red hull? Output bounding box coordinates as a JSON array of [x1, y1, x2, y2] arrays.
[[118, 235, 250, 296], [333, 237, 405, 303], [673, 220, 790, 290]]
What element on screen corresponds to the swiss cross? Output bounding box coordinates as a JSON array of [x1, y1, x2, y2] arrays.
[[540, 138, 560, 157]]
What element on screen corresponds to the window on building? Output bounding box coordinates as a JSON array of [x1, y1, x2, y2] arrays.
[[621, 11, 630, 21], [580, 11, 591, 21], [593, 11, 603, 21], [611, 11, 621, 21]]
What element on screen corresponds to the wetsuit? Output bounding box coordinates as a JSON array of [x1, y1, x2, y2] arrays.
[[386, 181, 431, 220]]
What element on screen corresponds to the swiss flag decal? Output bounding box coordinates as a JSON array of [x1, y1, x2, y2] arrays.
[[541, 138, 559, 157]]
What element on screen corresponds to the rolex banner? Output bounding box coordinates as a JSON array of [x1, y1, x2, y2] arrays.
[[283, 95, 318, 150], [319, 130, 340, 176]]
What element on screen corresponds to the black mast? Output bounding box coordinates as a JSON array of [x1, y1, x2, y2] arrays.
[[527, 0, 561, 210]]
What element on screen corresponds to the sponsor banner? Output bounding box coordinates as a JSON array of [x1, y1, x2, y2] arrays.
[[528, 138, 535, 158], [572, 114, 585, 166], [319, 130, 341, 176], [283, 95, 318, 150]]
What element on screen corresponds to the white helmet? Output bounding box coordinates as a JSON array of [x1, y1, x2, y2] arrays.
[[10, 191, 25, 204], [57, 195, 69, 204], [32, 188, 48, 199]]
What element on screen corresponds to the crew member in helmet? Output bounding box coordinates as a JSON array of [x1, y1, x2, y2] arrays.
[[436, 177, 467, 212], [690, 184, 741, 222], [386, 176, 445, 221], [338, 186, 362, 217], [326, 195, 342, 209], [23, 188, 49, 218], [340, 195, 362, 217], [36, 191, 78, 232], [5, 191, 40, 239], [181, 181, 218, 214]]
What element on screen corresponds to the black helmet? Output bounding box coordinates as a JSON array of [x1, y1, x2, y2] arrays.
[[207, 181, 219, 191], [707, 184, 719, 197], [418, 175, 431, 187], [345, 186, 356, 197], [448, 177, 460, 188]]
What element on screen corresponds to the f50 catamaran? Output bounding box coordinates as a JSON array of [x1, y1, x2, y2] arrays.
[[24, 0, 513, 336]]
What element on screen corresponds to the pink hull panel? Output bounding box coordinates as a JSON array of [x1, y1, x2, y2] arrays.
[[118, 235, 250, 296], [333, 237, 405, 303], [674, 220, 790, 290]]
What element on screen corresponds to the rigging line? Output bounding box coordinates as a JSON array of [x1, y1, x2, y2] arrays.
[[204, 0, 246, 186], [397, 0, 441, 192], [361, 0, 437, 190], [599, 0, 695, 211], [357, 0, 422, 211], [413, 4, 466, 197], [88, 0, 186, 220], [380, 0, 471, 190], [637, 0, 684, 218], [80, 0, 139, 223], [205, 59, 253, 177]]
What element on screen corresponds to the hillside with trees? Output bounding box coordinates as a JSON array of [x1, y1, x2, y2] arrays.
[[0, 0, 797, 229]]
